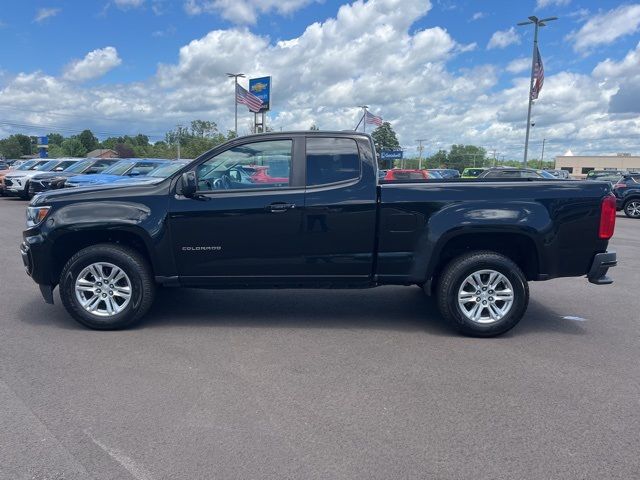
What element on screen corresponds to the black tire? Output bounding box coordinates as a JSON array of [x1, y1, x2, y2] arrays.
[[20, 182, 30, 200], [623, 199, 640, 219], [59, 243, 155, 330], [436, 251, 529, 337]]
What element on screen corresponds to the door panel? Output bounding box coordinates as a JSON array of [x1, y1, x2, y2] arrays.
[[168, 137, 306, 282], [301, 137, 378, 278]]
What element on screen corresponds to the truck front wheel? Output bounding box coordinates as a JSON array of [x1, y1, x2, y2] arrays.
[[436, 251, 529, 337], [59, 244, 155, 330]]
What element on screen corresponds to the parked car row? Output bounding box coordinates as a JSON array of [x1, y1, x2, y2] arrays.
[[0, 156, 299, 199], [1, 158, 172, 199], [380, 167, 560, 181]]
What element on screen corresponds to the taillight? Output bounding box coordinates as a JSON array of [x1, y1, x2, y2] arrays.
[[599, 194, 616, 240]]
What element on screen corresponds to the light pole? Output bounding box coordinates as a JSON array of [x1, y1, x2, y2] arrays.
[[226, 73, 245, 136], [416, 139, 427, 170], [517, 15, 557, 167], [176, 123, 183, 160], [540, 138, 546, 169]]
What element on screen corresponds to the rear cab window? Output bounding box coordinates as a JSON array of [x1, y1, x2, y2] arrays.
[[306, 137, 360, 186]]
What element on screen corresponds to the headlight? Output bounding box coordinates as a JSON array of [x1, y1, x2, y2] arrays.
[[26, 206, 51, 227]]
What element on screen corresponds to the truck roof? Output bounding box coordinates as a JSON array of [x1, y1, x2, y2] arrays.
[[232, 130, 372, 142]]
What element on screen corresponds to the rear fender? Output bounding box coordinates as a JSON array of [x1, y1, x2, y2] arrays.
[[409, 201, 550, 282]]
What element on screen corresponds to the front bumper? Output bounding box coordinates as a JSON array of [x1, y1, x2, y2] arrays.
[[587, 251, 617, 285]]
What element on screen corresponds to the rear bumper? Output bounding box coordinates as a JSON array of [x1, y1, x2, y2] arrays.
[[587, 251, 617, 285]]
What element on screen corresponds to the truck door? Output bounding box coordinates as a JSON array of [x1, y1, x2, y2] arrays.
[[301, 136, 378, 280], [168, 136, 306, 284]]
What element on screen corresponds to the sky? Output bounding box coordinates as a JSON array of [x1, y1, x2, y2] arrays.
[[0, 0, 639, 159]]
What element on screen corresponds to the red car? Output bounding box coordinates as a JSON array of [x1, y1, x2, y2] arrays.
[[384, 169, 431, 181], [247, 165, 288, 184]]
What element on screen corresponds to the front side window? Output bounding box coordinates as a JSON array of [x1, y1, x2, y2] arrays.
[[306, 138, 360, 187], [128, 162, 162, 176], [57, 161, 78, 170], [196, 140, 292, 191], [103, 161, 136, 175]]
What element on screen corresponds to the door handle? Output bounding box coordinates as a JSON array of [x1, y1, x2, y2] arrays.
[[268, 202, 296, 213]]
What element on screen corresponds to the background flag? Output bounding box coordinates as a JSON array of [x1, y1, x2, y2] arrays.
[[365, 111, 383, 126], [531, 46, 544, 100], [236, 84, 263, 113]]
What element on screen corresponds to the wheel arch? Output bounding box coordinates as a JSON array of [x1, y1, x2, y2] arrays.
[[421, 230, 541, 294], [51, 227, 155, 285]]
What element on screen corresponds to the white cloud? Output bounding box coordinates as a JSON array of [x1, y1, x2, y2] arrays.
[[470, 12, 485, 21], [63, 47, 122, 82], [487, 27, 520, 50], [567, 4, 640, 54], [2, 0, 640, 158], [34, 8, 61, 23], [536, 0, 570, 8], [184, 0, 322, 24], [152, 25, 176, 37], [506, 58, 530, 74], [115, 0, 145, 8]]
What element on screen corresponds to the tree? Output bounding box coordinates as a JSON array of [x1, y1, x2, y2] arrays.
[[114, 143, 135, 158], [190, 120, 218, 138], [428, 149, 448, 168], [47, 133, 65, 147], [371, 122, 400, 153], [309, 123, 319, 131], [132, 134, 150, 147], [14, 134, 33, 156], [447, 144, 487, 171], [0, 136, 24, 159], [48, 144, 65, 158], [77, 129, 99, 153], [61, 138, 87, 157]]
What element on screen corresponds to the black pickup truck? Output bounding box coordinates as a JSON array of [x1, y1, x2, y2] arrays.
[[21, 131, 617, 336]]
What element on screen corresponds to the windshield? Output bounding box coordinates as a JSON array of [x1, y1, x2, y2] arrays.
[[587, 171, 621, 179], [35, 160, 60, 171], [16, 160, 38, 171], [537, 170, 557, 179], [64, 160, 93, 173], [102, 161, 136, 176], [147, 162, 187, 178], [463, 168, 484, 176]]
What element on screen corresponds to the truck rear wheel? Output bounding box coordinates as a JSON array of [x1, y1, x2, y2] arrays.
[[436, 251, 529, 337], [59, 244, 155, 330]]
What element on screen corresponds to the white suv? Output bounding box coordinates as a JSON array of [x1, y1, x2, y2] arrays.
[[5, 158, 81, 199]]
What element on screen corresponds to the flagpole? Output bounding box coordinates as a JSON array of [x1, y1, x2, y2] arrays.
[[518, 15, 557, 167], [522, 23, 539, 168], [226, 73, 245, 137], [358, 105, 368, 133]]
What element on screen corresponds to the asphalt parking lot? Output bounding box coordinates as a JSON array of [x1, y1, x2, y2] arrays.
[[0, 195, 638, 480]]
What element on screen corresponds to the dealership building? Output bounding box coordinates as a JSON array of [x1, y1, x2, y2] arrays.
[[555, 151, 640, 178]]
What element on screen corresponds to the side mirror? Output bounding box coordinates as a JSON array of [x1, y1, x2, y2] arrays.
[[181, 171, 197, 197]]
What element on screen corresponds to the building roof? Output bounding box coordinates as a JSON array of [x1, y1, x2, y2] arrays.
[[86, 149, 118, 158]]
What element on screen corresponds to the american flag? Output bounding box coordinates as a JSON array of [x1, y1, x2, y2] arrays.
[[236, 83, 263, 112], [531, 46, 544, 100], [365, 111, 383, 127]]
